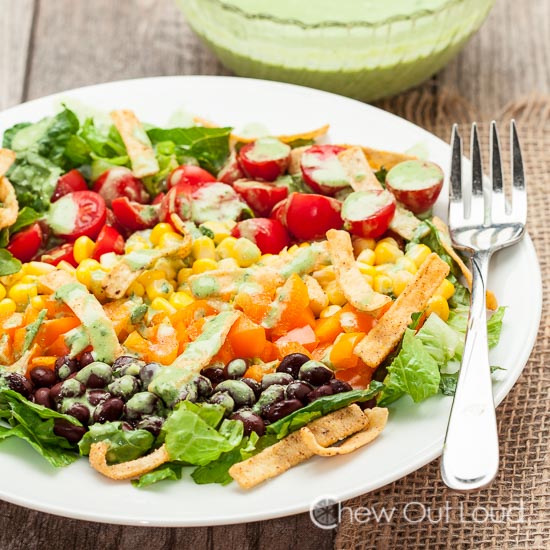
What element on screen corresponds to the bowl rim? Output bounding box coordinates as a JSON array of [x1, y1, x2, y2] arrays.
[[187, 0, 481, 29]]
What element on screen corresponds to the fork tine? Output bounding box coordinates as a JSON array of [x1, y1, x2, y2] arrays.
[[511, 120, 527, 223], [469, 123, 485, 222], [490, 121, 506, 219], [450, 124, 462, 201]]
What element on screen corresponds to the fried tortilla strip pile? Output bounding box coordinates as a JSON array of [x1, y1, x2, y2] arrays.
[[231, 124, 330, 148], [110, 109, 159, 178], [102, 230, 192, 300], [432, 216, 498, 310], [0, 149, 18, 229], [354, 253, 450, 368], [89, 442, 169, 480], [358, 146, 416, 172], [229, 404, 387, 489], [326, 229, 391, 312]]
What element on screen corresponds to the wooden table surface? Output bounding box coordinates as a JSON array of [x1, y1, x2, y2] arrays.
[[0, 1, 548, 549]]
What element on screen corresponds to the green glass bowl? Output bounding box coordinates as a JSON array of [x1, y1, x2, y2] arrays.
[[176, 0, 495, 102]]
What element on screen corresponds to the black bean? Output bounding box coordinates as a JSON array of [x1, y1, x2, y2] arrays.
[[53, 419, 87, 443], [93, 398, 124, 423], [193, 375, 213, 399], [79, 351, 95, 368], [51, 379, 86, 404], [54, 355, 79, 380], [29, 367, 57, 388], [4, 373, 33, 399], [64, 403, 90, 425], [176, 384, 198, 405], [261, 372, 293, 390], [240, 377, 262, 399], [277, 353, 310, 378], [76, 362, 113, 389], [224, 358, 248, 380], [359, 398, 377, 410], [136, 416, 165, 437], [285, 381, 314, 403], [306, 384, 334, 403], [298, 361, 334, 386], [113, 356, 145, 377], [214, 380, 255, 408], [230, 410, 265, 436], [263, 399, 303, 423], [209, 392, 234, 417], [252, 384, 285, 415], [138, 362, 160, 387], [34, 387, 53, 409], [200, 366, 225, 386], [107, 375, 140, 401], [123, 392, 161, 421], [328, 379, 353, 394], [86, 389, 111, 406]]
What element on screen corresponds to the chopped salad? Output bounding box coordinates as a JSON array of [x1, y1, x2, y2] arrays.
[[0, 107, 505, 488]]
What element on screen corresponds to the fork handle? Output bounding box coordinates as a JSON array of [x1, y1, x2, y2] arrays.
[[441, 250, 499, 491]]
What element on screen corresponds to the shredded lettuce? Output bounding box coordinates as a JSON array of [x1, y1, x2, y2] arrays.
[[416, 312, 464, 364]]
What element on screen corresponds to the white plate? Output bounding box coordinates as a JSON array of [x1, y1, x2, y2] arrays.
[[0, 76, 542, 526]]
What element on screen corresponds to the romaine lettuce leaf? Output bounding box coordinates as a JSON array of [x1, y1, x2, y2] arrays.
[[487, 307, 506, 348], [132, 463, 183, 488], [0, 249, 21, 276], [416, 313, 464, 364]]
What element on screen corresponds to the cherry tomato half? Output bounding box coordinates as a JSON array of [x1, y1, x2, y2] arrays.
[[233, 180, 288, 217], [274, 192, 343, 241], [92, 225, 125, 261], [6, 223, 43, 263], [48, 190, 107, 240], [300, 144, 348, 196], [341, 190, 396, 239], [231, 218, 290, 255], [217, 151, 244, 184], [93, 167, 149, 207], [40, 243, 77, 267], [158, 184, 193, 225], [112, 197, 159, 231], [238, 137, 291, 182], [51, 169, 88, 202], [166, 164, 216, 192]]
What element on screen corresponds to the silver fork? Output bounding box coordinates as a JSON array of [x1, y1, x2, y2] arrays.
[[440, 121, 527, 491]]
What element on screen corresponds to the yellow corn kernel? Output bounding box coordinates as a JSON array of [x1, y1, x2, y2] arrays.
[[127, 281, 145, 297], [20, 275, 37, 284], [325, 281, 347, 306], [192, 236, 216, 261], [312, 266, 336, 287], [352, 237, 376, 256], [30, 295, 47, 310], [75, 258, 102, 287], [158, 231, 186, 249], [200, 221, 232, 244], [23, 261, 55, 276], [396, 256, 418, 275], [232, 238, 261, 268], [73, 236, 96, 263], [0, 283, 5, 301], [217, 258, 240, 270], [319, 304, 342, 318], [8, 283, 38, 304], [125, 235, 151, 254], [390, 270, 414, 296], [357, 248, 376, 266], [373, 274, 393, 295], [0, 298, 16, 316], [150, 296, 177, 315], [192, 258, 218, 274], [435, 279, 455, 300], [216, 236, 238, 259], [287, 244, 300, 254], [356, 262, 376, 277], [57, 261, 76, 275], [299, 242, 310, 248], [177, 267, 193, 285], [405, 243, 432, 268], [378, 237, 399, 247], [154, 257, 178, 281], [150, 223, 174, 245], [374, 241, 403, 266], [145, 279, 174, 301], [425, 295, 450, 322], [374, 263, 393, 274], [137, 269, 165, 287], [169, 291, 194, 309]]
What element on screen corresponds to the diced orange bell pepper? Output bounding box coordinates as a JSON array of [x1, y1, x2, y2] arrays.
[[212, 337, 235, 365], [12, 327, 27, 357], [234, 291, 273, 325], [274, 340, 313, 360], [335, 360, 374, 389], [23, 306, 41, 325], [227, 315, 266, 359], [244, 362, 276, 382], [124, 322, 179, 365], [30, 356, 57, 368], [44, 334, 70, 357], [36, 317, 81, 350], [339, 304, 377, 334], [329, 332, 365, 370], [315, 313, 343, 344], [274, 325, 318, 352], [311, 342, 332, 362], [257, 341, 279, 363], [170, 300, 217, 328]]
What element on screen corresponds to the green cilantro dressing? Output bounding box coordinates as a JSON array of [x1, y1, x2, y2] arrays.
[[191, 182, 247, 223], [342, 190, 393, 221], [190, 276, 220, 298], [124, 249, 158, 270], [64, 326, 90, 357], [245, 137, 290, 162], [386, 160, 443, 191], [47, 195, 78, 235], [301, 152, 348, 188]]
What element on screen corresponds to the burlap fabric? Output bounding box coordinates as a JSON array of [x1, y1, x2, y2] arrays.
[[334, 89, 550, 550]]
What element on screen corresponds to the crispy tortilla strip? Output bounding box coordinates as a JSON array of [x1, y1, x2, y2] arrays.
[[358, 146, 417, 172], [300, 407, 388, 456], [288, 145, 309, 175], [89, 442, 169, 480], [303, 274, 329, 315], [102, 231, 192, 299], [326, 229, 391, 312], [231, 124, 329, 147], [39, 269, 76, 292], [229, 404, 370, 489], [110, 110, 159, 178], [354, 253, 450, 368], [188, 268, 248, 300], [389, 204, 422, 241], [0, 175, 18, 229], [432, 216, 498, 310], [0, 149, 16, 177]]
